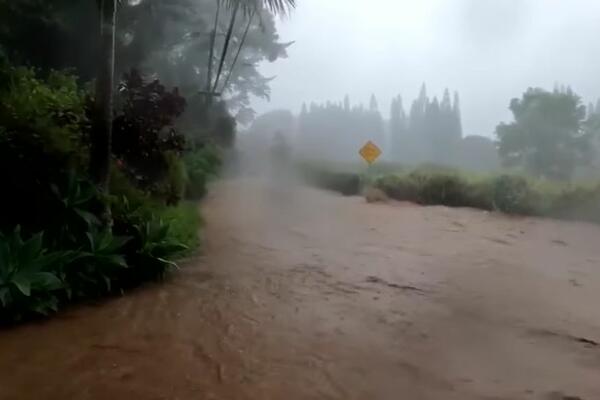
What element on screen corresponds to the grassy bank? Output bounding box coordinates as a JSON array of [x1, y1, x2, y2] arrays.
[[300, 162, 600, 224]]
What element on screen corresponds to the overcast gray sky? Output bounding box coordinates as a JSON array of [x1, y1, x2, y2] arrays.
[[253, 0, 600, 137]]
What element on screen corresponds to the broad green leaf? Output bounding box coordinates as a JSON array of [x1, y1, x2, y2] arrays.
[[12, 277, 31, 296], [156, 257, 179, 269], [75, 209, 100, 227], [0, 242, 10, 273], [85, 232, 95, 251], [109, 235, 131, 252], [31, 272, 64, 291], [153, 243, 188, 257], [0, 287, 10, 307], [102, 254, 128, 268]]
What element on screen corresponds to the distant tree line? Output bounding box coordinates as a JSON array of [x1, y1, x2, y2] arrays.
[[293, 83, 493, 169], [390, 84, 463, 165], [296, 95, 385, 162], [266, 83, 600, 180]]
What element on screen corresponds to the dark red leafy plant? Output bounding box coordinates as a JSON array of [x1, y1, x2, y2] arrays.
[[112, 69, 186, 188]]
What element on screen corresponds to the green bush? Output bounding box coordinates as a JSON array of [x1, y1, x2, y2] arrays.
[[183, 145, 221, 199], [112, 69, 186, 194], [409, 170, 470, 207], [0, 173, 195, 322], [462, 179, 494, 210], [0, 65, 89, 233], [491, 175, 538, 215], [370, 167, 600, 223], [109, 164, 157, 212], [125, 218, 189, 281], [155, 202, 201, 253], [374, 170, 491, 209], [375, 175, 420, 202], [0, 228, 68, 321], [0, 62, 202, 323], [62, 229, 130, 298], [48, 172, 104, 247], [152, 151, 188, 205], [299, 164, 362, 196], [373, 171, 542, 214], [546, 184, 600, 223]]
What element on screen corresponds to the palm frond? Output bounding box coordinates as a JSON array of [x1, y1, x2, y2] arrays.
[[220, 0, 295, 16]]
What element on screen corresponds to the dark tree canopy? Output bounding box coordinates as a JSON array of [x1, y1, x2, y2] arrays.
[[0, 0, 290, 123]]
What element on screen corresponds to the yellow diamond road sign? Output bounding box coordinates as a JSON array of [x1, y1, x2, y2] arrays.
[[359, 141, 382, 165]]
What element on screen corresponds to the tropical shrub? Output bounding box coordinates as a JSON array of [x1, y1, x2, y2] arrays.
[[61, 229, 130, 298], [126, 218, 188, 281], [0, 65, 89, 233], [546, 184, 600, 223], [112, 69, 186, 195], [183, 145, 221, 199], [490, 175, 538, 214], [154, 151, 188, 205], [409, 169, 470, 207], [0, 63, 201, 323], [299, 164, 362, 196], [0, 228, 68, 320]]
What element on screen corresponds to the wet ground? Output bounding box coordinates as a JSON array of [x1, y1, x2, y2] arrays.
[[1, 179, 600, 400]]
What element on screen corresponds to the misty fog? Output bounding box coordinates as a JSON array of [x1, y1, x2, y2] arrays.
[[254, 0, 600, 139], [4, 1, 600, 399]]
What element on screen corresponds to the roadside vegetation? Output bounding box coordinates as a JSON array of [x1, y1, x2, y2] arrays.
[[296, 83, 600, 224], [0, 63, 221, 322], [300, 162, 600, 225], [0, 0, 294, 323]]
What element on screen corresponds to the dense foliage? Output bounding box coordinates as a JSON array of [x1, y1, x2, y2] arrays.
[[0, 0, 290, 122], [0, 63, 90, 233], [495, 87, 591, 180], [113, 69, 187, 198], [184, 145, 222, 199], [0, 0, 291, 323], [374, 167, 600, 222], [0, 63, 218, 323]]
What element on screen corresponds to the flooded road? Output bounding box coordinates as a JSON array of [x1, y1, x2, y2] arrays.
[[2, 179, 600, 400]]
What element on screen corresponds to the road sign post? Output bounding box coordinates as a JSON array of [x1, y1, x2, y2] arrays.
[[359, 140, 382, 185], [359, 141, 382, 165]]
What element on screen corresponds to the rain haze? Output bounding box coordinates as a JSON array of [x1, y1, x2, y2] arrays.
[[4, 1, 600, 399], [256, 0, 600, 137]]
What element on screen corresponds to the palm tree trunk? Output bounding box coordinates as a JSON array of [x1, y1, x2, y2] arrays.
[[90, 0, 116, 190], [212, 1, 239, 94], [90, 0, 116, 225], [205, 0, 221, 103], [221, 9, 255, 93]]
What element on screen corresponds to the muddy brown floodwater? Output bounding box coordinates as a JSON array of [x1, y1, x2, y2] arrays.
[[2, 178, 600, 400]]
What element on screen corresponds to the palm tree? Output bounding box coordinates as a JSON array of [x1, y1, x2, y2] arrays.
[[212, 1, 240, 94], [90, 0, 117, 224], [207, 0, 295, 97], [206, 0, 222, 97], [230, 0, 295, 15], [221, 8, 256, 92]]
